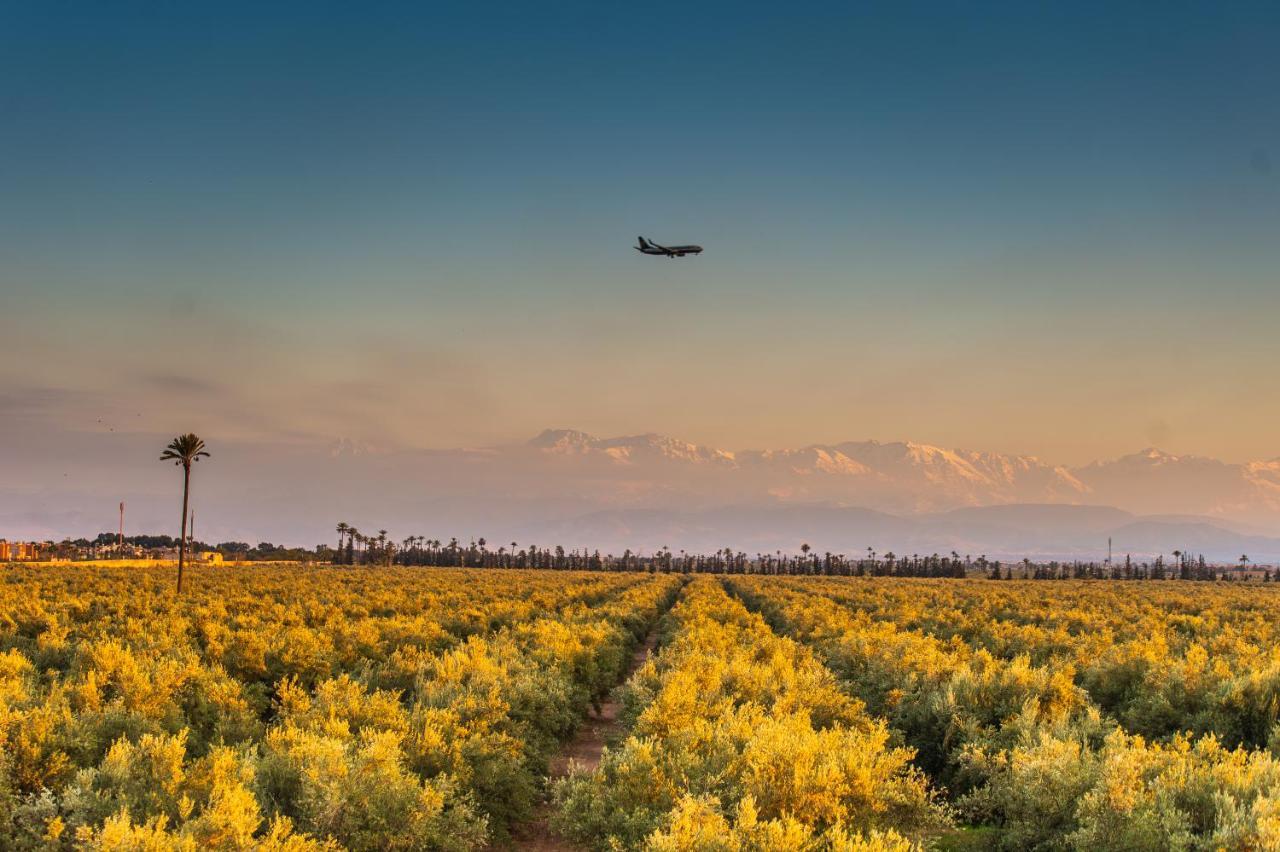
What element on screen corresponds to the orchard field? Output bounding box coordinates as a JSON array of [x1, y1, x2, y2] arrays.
[[5, 567, 1280, 850]]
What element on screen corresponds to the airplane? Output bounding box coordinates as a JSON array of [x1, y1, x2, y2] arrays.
[[635, 236, 703, 258]]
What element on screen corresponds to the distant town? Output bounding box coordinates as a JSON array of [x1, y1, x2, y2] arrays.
[[0, 534, 324, 564]]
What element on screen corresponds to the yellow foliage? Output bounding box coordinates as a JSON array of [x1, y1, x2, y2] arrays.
[[555, 579, 946, 849], [17, 564, 1280, 849], [0, 565, 680, 849]]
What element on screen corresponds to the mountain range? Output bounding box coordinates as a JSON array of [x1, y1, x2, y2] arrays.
[[472, 430, 1280, 560], [7, 427, 1280, 561], [519, 429, 1280, 522]]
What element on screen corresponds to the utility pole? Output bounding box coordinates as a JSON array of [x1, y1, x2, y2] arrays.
[[1107, 536, 1112, 566], [118, 502, 125, 550]]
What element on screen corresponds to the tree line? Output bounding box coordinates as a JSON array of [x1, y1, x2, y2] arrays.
[[328, 524, 1269, 579], [132, 433, 1268, 590], [43, 524, 1264, 581]]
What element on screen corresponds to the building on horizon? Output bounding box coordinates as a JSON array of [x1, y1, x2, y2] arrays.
[[0, 540, 40, 561]]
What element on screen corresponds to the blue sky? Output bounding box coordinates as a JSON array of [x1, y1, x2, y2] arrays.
[[3, 1, 1279, 467]]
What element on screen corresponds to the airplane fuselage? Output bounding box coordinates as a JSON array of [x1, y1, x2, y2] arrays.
[[635, 237, 702, 257]]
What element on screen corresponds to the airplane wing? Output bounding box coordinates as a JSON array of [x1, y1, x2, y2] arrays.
[[647, 240, 671, 253]]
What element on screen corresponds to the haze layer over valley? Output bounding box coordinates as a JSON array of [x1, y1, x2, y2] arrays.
[[522, 430, 1280, 520], [9, 427, 1280, 562]]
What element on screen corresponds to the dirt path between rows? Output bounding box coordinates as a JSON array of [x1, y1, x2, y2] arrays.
[[508, 629, 659, 851]]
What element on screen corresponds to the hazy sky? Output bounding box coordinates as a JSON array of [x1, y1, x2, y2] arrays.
[[4, 0, 1279, 471]]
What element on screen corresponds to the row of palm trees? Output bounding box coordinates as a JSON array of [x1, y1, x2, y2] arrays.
[[333, 523, 402, 566], [323, 527, 1269, 580], [157, 432, 1266, 590], [325, 528, 981, 576], [335, 525, 525, 568]]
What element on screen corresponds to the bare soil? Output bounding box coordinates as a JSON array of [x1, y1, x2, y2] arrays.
[[508, 630, 659, 851]]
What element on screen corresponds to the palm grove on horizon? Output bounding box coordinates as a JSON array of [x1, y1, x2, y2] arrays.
[[144, 434, 1264, 583], [327, 526, 1263, 581]]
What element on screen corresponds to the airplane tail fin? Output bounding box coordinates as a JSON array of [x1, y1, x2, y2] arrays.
[[638, 236, 650, 248]]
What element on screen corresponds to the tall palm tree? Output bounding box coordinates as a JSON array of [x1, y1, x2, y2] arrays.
[[160, 433, 209, 594], [336, 522, 349, 564]]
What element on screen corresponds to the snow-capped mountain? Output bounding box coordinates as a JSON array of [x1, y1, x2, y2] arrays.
[[521, 430, 1089, 511], [9, 427, 1280, 555], [1246, 459, 1280, 494], [737, 447, 873, 478], [528, 429, 736, 466], [831, 440, 1087, 501], [1072, 448, 1280, 524], [488, 433, 1280, 555], [508, 430, 1280, 527]]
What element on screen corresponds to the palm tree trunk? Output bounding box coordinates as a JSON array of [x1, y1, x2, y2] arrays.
[[177, 463, 190, 594]]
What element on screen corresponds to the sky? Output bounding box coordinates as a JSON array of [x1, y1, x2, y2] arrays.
[[3, 1, 1280, 541]]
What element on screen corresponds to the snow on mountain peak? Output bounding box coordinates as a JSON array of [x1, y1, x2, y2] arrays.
[[740, 447, 873, 477], [525, 430, 1087, 489], [514, 430, 1280, 521], [328, 437, 385, 458], [527, 429, 734, 464], [527, 429, 599, 452]]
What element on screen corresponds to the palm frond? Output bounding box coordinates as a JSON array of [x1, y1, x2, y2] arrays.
[[159, 433, 211, 463]]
